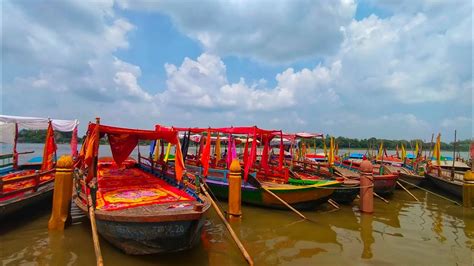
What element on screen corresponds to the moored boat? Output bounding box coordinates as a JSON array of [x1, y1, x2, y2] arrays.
[[335, 162, 398, 195], [72, 121, 210, 255], [383, 164, 425, 187], [425, 168, 464, 198], [0, 115, 78, 219]]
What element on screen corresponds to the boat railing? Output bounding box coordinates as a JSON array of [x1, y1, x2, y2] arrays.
[[0, 168, 55, 198], [0, 153, 14, 174]]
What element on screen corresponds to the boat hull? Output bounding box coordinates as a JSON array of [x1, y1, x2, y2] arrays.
[[399, 172, 425, 187], [206, 178, 334, 210], [288, 178, 358, 204], [0, 183, 54, 219], [426, 173, 462, 198], [95, 217, 206, 255], [373, 175, 398, 195]]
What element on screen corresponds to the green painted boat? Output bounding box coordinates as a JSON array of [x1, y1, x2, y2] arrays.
[[186, 164, 340, 210]]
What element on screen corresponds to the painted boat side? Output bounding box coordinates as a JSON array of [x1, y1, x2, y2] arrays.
[[0, 182, 54, 219], [426, 173, 463, 198], [373, 175, 398, 195], [205, 178, 334, 210], [95, 216, 206, 255]]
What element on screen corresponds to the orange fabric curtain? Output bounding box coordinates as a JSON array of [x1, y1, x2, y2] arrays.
[[174, 137, 185, 182], [41, 122, 57, 171]]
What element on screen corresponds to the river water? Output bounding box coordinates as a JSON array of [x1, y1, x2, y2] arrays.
[[1, 144, 473, 265]]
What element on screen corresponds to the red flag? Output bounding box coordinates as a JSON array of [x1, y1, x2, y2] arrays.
[[41, 122, 57, 171], [200, 129, 211, 177]]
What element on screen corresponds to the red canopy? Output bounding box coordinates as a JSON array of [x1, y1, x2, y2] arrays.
[[87, 123, 180, 168]]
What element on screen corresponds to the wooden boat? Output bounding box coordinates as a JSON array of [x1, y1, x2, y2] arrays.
[[425, 168, 465, 198], [73, 122, 210, 255], [383, 164, 425, 186], [0, 115, 78, 219], [185, 163, 340, 210], [288, 159, 359, 204], [335, 162, 398, 195]]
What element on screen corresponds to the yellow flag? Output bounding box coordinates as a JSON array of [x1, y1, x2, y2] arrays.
[[433, 133, 441, 166], [164, 142, 172, 162], [401, 143, 406, 161], [377, 141, 384, 160], [414, 141, 419, 159], [153, 139, 160, 161], [328, 137, 335, 165], [216, 134, 221, 161]]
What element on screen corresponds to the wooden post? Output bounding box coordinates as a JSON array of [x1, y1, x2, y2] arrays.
[[463, 143, 474, 207], [48, 155, 74, 230], [228, 159, 242, 218], [451, 130, 456, 180], [359, 160, 374, 213], [463, 172, 474, 208]]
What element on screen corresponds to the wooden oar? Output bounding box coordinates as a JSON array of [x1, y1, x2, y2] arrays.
[[248, 174, 309, 221], [200, 184, 254, 266], [87, 195, 104, 266], [373, 192, 389, 204], [327, 199, 340, 209], [396, 181, 420, 202], [398, 179, 461, 206]]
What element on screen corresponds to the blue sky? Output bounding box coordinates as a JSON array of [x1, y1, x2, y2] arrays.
[[2, 0, 472, 141]]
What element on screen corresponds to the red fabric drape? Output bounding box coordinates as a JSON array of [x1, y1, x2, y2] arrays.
[[71, 126, 78, 158], [261, 135, 269, 171], [200, 129, 212, 177], [174, 137, 185, 182], [279, 132, 284, 169], [85, 124, 100, 182], [244, 129, 257, 181], [108, 133, 138, 166], [41, 122, 57, 171]]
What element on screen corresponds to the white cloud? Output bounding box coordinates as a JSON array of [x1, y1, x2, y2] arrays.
[[441, 117, 472, 129], [116, 0, 357, 63], [2, 0, 157, 129], [2, 0, 472, 140], [159, 53, 341, 112]]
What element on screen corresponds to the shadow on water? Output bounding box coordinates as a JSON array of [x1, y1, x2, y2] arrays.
[[0, 195, 53, 234]]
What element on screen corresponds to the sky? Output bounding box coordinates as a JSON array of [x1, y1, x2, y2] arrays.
[[1, 0, 472, 141]]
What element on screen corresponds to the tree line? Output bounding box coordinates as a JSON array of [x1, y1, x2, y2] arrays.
[[300, 136, 471, 151], [16, 129, 472, 151]]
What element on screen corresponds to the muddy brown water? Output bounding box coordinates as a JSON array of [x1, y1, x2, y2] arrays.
[[1, 144, 473, 265]]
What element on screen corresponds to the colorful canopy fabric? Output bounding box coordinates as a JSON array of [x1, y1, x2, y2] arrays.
[[87, 123, 180, 166]]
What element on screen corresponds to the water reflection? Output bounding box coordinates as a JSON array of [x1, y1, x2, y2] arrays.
[[359, 213, 374, 259]]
